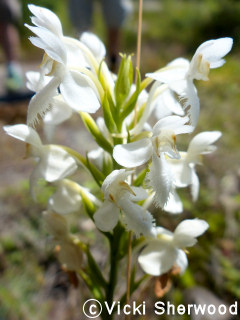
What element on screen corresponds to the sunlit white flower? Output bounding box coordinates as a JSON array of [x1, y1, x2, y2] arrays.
[[43, 211, 83, 271], [138, 219, 209, 276], [26, 71, 73, 142], [167, 131, 222, 204], [48, 179, 101, 215], [94, 169, 155, 237], [132, 82, 185, 136], [3, 124, 77, 199], [88, 147, 112, 172], [25, 5, 101, 126], [42, 97, 73, 142], [113, 116, 193, 207], [80, 32, 106, 62], [147, 38, 233, 126], [153, 87, 184, 120]]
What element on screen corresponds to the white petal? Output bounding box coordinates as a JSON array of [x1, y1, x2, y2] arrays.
[[146, 58, 189, 83], [194, 38, 233, 68], [173, 219, 209, 248], [60, 70, 100, 113], [43, 124, 55, 144], [154, 88, 184, 119], [113, 139, 152, 167], [154, 104, 172, 120], [65, 41, 89, 68], [88, 148, 105, 170], [130, 81, 160, 136], [27, 76, 61, 127], [181, 80, 200, 127], [48, 179, 82, 214], [163, 189, 183, 214], [96, 117, 111, 140], [129, 187, 148, 202], [101, 169, 133, 196], [28, 4, 63, 37], [168, 79, 199, 127], [118, 197, 155, 238], [176, 249, 188, 274], [187, 131, 222, 161], [94, 200, 119, 231], [3, 124, 42, 147], [168, 157, 192, 187], [190, 169, 200, 202], [26, 71, 47, 92], [156, 226, 173, 237], [26, 25, 66, 64], [44, 97, 73, 125], [80, 32, 106, 61], [138, 241, 177, 276], [152, 115, 189, 137], [146, 152, 174, 208], [39, 145, 77, 182]]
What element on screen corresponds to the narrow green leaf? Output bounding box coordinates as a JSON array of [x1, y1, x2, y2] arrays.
[[77, 269, 104, 301], [134, 167, 149, 186], [86, 246, 107, 289], [80, 112, 113, 154], [114, 54, 133, 108], [60, 145, 105, 188], [120, 68, 141, 121], [102, 92, 117, 133], [78, 185, 96, 218], [86, 154, 105, 187]]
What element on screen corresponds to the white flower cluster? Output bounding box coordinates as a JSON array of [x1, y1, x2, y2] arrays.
[[4, 5, 233, 278]]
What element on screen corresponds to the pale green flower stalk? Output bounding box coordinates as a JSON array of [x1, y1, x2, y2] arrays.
[[3, 3, 233, 319]]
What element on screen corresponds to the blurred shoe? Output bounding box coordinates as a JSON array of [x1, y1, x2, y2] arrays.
[[109, 54, 119, 73], [5, 62, 24, 93]]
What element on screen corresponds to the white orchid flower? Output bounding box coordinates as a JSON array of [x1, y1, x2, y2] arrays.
[[147, 38, 233, 126], [132, 82, 185, 136], [43, 97, 73, 142], [80, 32, 106, 62], [48, 179, 100, 215], [153, 87, 184, 120], [94, 169, 155, 237], [28, 4, 63, 38], [167, 130, 222, 204], [138, 219, 209, 276], [88, 147, 112, 172], [28, 5, 90, 68], [26, 71, 73, 142], [130, 82, 165, 136], [43, 211, 83, 271], [3, 124, 77, 199], [113, 116, 193, 207], [25, 6, 101, 126]]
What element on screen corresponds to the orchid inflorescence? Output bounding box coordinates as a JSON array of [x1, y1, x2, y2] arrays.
[[4, 4, 233, 307]]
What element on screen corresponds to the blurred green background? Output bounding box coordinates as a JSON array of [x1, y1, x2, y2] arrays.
[[0, 0, 240, 319]]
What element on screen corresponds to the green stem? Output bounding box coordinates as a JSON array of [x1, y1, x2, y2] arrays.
[[104, 225, 124, 320], [106, 238, 118, 306]]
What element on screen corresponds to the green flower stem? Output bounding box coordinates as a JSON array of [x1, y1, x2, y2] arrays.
[[105, 225, 125, 319], [106, 237, 119, 306], [77, 268, 103, 301]]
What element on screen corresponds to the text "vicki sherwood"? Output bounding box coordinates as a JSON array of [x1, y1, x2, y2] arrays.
[[82, 299, 239, 318]]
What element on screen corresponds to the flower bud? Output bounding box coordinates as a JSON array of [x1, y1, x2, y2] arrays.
[[58, 240, 83, 271], [43, 211, 68, 239]]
